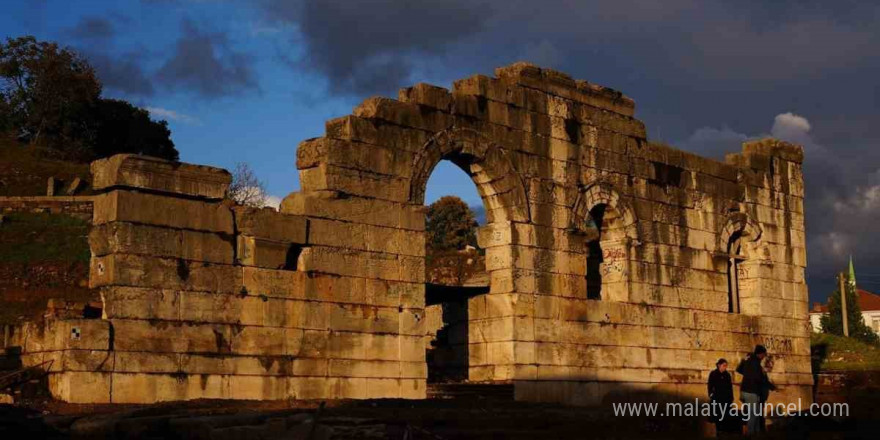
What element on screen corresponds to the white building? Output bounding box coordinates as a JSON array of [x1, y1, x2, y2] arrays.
[[810, 288, 880, 334]]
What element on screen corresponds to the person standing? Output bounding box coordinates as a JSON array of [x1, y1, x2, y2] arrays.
[[707, 358, 738, 434], [736, 345, 775, 436]]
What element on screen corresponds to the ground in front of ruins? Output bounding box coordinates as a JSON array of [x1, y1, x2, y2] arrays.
[[3, 387, 880, 439]]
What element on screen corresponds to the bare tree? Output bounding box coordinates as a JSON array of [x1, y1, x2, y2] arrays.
[[227, 162, 268, 207]]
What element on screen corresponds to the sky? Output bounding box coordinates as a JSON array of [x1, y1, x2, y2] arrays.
[[3, 0, 880, 302]]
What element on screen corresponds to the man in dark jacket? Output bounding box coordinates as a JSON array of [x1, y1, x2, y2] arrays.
[[737, 345, 775, 435]]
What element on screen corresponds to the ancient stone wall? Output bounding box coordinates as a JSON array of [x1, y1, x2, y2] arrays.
[[0, 196, 95, 220], [13, 63, 810, 406]]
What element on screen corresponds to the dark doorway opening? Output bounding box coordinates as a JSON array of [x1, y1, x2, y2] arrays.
[[586, 204, 607, 300], [424, 283, 489, 383]]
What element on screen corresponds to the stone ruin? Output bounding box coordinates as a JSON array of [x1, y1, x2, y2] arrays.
[[9, 63, 811, 405]]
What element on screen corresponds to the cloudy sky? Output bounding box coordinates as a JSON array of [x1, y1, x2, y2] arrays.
[[4, 1, 880, 302]]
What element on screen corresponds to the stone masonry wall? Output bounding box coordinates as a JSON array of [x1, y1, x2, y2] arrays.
[[13, 63, 810, 406], [0, 196, 95, 220]]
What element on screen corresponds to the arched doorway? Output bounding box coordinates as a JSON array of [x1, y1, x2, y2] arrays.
[[409, 128, 528, 385], [423, 162, 487, 383]]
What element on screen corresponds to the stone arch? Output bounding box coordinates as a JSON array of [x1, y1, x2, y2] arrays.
[[716, 212, 762, 255], [570, 182, 639, 241], [570, 182, 639, 301], [408, 126, 530, 223], [717, 212, 763, 314]]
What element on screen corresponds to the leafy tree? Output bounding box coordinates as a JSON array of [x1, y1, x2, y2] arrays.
[[93, 99, 178, 161], [0, 36, 178, 161], [821, 284, 880, 345], [0, 36, 100, 152], [426, 196, 478, 251], [228, 162, 268, 207]]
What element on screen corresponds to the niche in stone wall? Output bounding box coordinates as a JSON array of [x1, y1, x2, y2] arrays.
[[586, 203, 630, 301]]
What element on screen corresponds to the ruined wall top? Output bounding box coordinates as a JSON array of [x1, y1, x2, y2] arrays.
[[491, 62, 636, 117], [91, 154, 231, 200]]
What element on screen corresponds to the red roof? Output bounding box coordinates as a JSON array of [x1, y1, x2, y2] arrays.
[[811, 289, 880, 313]]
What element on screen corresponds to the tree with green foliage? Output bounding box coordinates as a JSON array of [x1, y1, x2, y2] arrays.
[[0, 36, 178, 161], [0, 36, 100, 153], [821, 258, 880, 345], [426, 196, 478, 251], [93, 99, 178, 161]]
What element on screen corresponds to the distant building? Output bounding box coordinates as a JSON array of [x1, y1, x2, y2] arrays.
[[810, 288, 880, 334]]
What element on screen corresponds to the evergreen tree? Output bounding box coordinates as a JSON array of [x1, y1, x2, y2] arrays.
[[821, 257, 880, 344]]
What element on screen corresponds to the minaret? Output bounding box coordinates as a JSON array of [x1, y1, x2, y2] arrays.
[[848, 255, 857, 289]]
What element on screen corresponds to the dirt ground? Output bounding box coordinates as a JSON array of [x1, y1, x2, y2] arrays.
[[1, 391, 878, 439]]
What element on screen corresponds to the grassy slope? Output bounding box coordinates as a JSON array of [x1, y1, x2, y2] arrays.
[[0, 213, 94, 325], [0, 137, 92, 197], [0, 139, 96, 325], [811, 333, 880, 371], [0, 212, 90, 264]]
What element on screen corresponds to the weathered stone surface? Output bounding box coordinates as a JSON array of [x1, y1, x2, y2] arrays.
[[90, 254, 242, 292], [240, 268, 424, 308], [233, 207, 308, 243], [236, 235, 295, 269], [307, 217, 425, 257], [297, 246, 425, 283], [29, 63, 809, 407], [91, 154, 231, 199], [280, 191, 424, 230], [90, 222, 234, 264], [93, 190, 234, 233]]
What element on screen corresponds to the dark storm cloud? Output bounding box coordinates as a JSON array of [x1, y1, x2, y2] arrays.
[[87, 51, 156, 96], [254, 0, 880, 301], [259, 0, 493, 95], [66, 16, 115, 40], [64, 16, 155, 96], [156, 18, 258, 98]]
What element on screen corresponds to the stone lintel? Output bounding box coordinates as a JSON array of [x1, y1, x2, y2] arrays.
[[91, 154, 231, 199]]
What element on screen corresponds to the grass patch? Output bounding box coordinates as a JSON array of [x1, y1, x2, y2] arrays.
[[0, 139, 92, 196], [0, 212, 90, 263], [811, 332, 880, 372]]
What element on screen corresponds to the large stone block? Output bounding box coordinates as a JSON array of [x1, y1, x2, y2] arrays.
[[399, 83, 453, 111], [90, 253, 242, 292], [299, 163, 409, 203], [477, 221, 591, 253], [49, 371, 112, 403], [492, 63, 637, 117], [236, 235, 295, 269], [296, 137, 416, 178], [297, 246, 425, 283], [281, 191, 424, 230], [324, 115, 430, 153], [233, 207, 308, 243], [101, 287, 180, 320], [91, 154, 231, 199], [307, 217, 425, 257], [93, 190, 234, 233], [90, 222, 234, 264], [353, 96, 452, 132], [240, 267, 425, 308]]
